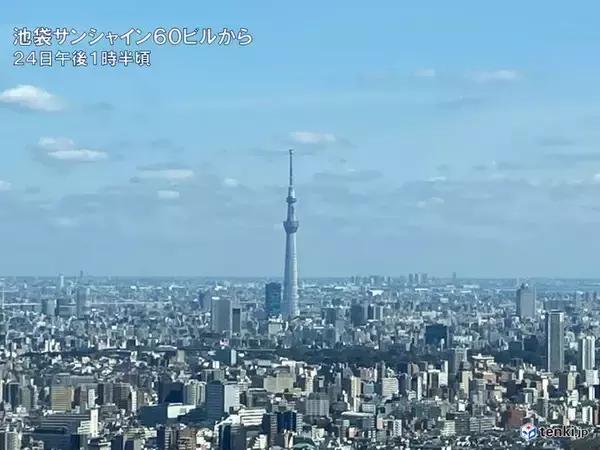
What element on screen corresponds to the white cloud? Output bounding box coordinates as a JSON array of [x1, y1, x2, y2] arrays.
[[48, 149, 108, 162], [138, 168, 194, 181], [37, 137, 108, 162], [50, 217, 78, 228], [0, 85, 64, 112], [417, 197, 445, 208], [469, 70, 519, 83], [0, 181, 11, 192], [222, 177, 240, 188], [414, 68, 436, 78], [157, 190, 180, 200], [38, 137, 73, 151], [428, 176, 447, 182], [290, 131, 337, 145]]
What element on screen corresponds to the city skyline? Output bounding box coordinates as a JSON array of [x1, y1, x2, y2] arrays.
[[3, 2, 600, 277]]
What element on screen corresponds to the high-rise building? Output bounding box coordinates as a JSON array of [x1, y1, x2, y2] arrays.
[[449, 347, 468, 374], [516, 284, 536, 318], [157, 380, 183, 404], [41, 298, 57, 316], [183, 380, 205, 406], [275, 411, 301, 433], [219, 423, 246, 450], [231, 307, 241, 334], [197, 290, 207, 311], [205, 380, 240, 423], [265, 282, 282, 318], [305, 393, 329, 418], [110, 434, 125, 450], [96, 383, 113, 406], [157, 426, 177, 450], [282, 149, 299, 319], [112, 383, 132, 411], [578, 335, 595, 372], [4, 382, 19, 410], [546, 310, 565, 373], [0, 429, 21, 450], [75, 287, 89, 319], [20, 385, 37, 412], [50, 383, 73, 412], [350, 303, 366, 327], [211, 297, 232, 334], [425, 324, 450, 348], [342, 376, 362, 398]]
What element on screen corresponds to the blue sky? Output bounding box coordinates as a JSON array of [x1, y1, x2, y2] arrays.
[[1, 1, 600, 277]]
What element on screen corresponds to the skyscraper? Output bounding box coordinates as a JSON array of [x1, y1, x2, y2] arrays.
[[578, 335, 595, 372], [449, 347, 468, 374], [75, 287, 89, 319], [219, 423, 247, 450], [546, 310, 565, 373], [282, 149, 299, 319], [516, 283, 536, 318], [211, 298, 232, 334], [265, 282, 282, 318], [0, 429, 21, 450], [205, 380, 240, 423], [231, 307, 241, 334], [58, 273, 65, 293]]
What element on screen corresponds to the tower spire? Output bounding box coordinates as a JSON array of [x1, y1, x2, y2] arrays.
[[289, 149, 294, 187]]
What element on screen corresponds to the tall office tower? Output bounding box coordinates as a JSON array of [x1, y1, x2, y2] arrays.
[[158, 380, 184, 404], [219, 423, 247, 450], [75, 287, 89, 319], [96, 382, 113, 406], [211, 297, 232, 334], [205, 380, 240, 423], [157, 426, 177, 450], [4, 382, 18, 410], [58, 273, 65, 292], [0, 429, 21, 450], [546, 310, 565, 373], [516, 283, 536, 318], [20, 385, 37, 412], [282, 149, 300, 319], [183, 380, 203, 406], [265, 282, 282, 318], [350, 303, 366, 327], [231, 308, 241, 334], [449, 347, 468, 374], [578, 335, 596, 372], [197, 290, 209, 311], [50, 383, 73, 412], [425, 324, 450, 348], [112, 383, 132, 410]]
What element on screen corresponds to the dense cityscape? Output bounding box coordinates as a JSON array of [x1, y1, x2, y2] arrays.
[[0, 151, 597, 450]]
